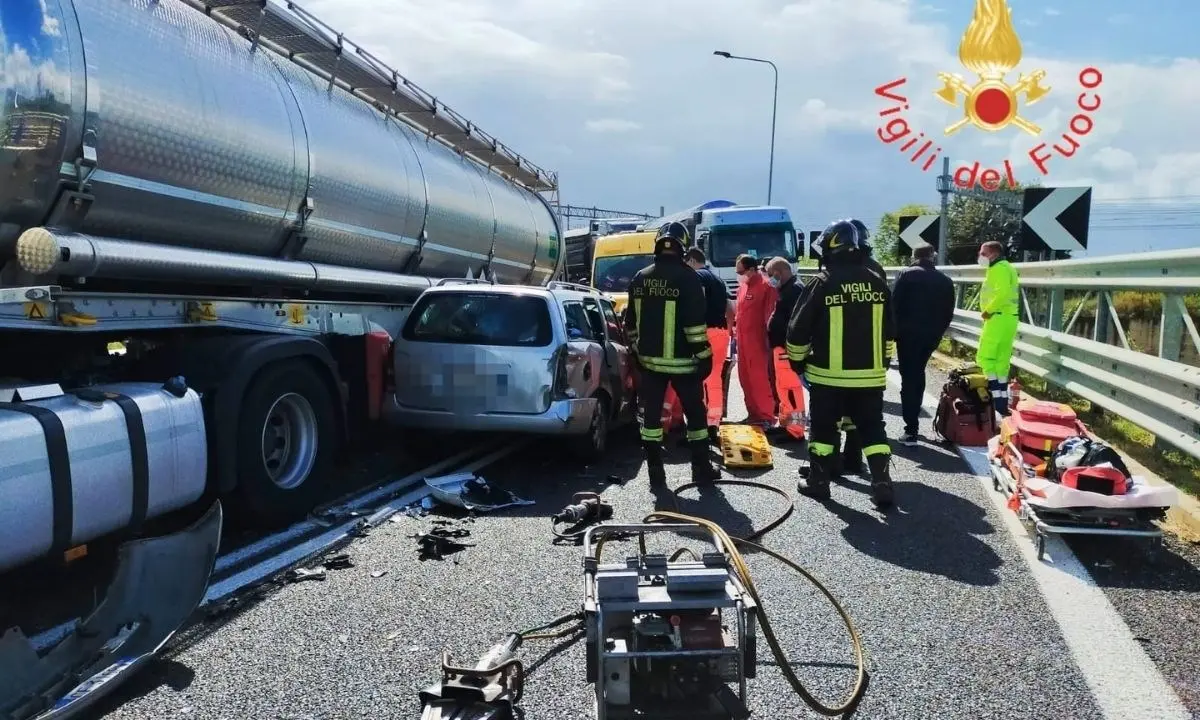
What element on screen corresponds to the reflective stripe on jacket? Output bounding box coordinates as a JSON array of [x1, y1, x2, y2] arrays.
[[785, 262, 895, 389], [624, 257, 713, 374]]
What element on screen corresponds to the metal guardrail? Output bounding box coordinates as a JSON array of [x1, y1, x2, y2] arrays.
[[799, 250, 1200, 461]]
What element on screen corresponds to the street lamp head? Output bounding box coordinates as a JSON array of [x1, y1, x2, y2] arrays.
[[713, 50, 731, 58]]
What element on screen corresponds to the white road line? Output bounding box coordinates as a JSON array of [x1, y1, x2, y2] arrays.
[[888, 368, 1192, 720]]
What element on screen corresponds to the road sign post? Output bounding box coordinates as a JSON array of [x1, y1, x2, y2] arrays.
[[1020, 187, 1092, 254], [897, 214, 941, 260]]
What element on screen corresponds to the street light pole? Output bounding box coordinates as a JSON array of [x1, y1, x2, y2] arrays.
[[713, 50, 778, 205]]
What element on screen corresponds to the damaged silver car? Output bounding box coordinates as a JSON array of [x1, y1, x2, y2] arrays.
[[388, 280, 634, 460]]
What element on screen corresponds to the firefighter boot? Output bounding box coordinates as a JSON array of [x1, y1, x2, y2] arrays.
[[689, 440, 721, 484], [841, 429, 864, 475], [867, 453, 895, 509], [798, 453, 832, 500], [643, 442, 667, 487]]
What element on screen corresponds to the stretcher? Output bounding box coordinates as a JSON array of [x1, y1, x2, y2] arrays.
[[986, 437, 1177, 561], [719, 424, 773, 468]]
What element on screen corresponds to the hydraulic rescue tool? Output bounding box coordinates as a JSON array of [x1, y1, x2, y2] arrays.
[[418, 634, 525, 720], [583, 523, 755, 719], [552, 492, 615, 543], [418, 502, 869, 719]]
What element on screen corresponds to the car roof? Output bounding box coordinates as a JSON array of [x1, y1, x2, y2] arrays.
[[423, 279, 611, 303]]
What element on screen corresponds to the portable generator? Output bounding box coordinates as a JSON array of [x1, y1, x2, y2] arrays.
[[582, 523, 756, 720]]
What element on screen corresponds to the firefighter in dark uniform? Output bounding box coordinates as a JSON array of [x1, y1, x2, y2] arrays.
[[832, 218, 888, 475], [786, 219, 896, 508], [625, 222, 721, 486]]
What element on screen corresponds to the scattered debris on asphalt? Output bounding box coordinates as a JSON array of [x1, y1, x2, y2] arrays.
[[412, 527, 476, 561], [424, 472, 534, 512], [371, 570, 388, 579], [323, 553, 354, 570], [284, 567, 327, 583]]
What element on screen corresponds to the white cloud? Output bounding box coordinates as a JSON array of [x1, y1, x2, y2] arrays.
[[585, 119, 641, 133], [38, 0, 62, 37], [294, 0, 1195, 251]]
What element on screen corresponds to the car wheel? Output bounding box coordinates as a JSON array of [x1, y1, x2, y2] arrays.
[[574, 395, 610, 462], [234, 360, 338, 525]]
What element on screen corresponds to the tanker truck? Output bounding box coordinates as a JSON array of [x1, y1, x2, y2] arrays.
[[0, 0, 563, 574]]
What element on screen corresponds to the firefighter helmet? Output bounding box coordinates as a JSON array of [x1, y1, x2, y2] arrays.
[[847, 218, 873, 254], [654, 221, 689, 255], [815, 219, 864, 261]]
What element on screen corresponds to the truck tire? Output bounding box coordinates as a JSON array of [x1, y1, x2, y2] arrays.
[[235, 360, 339, 524]]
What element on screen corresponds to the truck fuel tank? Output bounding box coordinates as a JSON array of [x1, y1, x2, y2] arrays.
[[0, 379, 208, 574]]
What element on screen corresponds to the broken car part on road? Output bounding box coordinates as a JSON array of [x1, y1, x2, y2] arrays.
[[0, 501, 222, 720]]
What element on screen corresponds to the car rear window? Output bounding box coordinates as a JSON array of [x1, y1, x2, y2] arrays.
[[402, 292, 553, 347]]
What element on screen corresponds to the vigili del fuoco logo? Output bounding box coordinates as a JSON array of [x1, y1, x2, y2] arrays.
[[873, 0, 1102, 191]]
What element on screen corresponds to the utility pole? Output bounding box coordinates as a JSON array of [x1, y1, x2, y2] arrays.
[[936, 156, 951, 265]]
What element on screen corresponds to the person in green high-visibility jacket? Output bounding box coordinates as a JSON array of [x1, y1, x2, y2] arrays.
[[975, 240, 1020, 415]]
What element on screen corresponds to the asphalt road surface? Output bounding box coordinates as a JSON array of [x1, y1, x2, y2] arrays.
[[91, 368, 1199, 720]]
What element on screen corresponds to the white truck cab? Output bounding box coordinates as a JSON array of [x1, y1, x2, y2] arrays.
[[642, 203, 799, 296]]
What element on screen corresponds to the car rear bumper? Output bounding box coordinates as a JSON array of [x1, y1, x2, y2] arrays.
[[385, 394, 597, 435]]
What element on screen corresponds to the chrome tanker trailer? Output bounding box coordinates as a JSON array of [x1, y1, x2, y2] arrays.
[[0, 0, 563, 573]]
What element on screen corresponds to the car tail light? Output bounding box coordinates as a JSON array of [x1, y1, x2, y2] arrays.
[[551, 344, 575, 400]]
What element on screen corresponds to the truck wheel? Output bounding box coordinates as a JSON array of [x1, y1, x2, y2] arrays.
[[573, 395, 610, 463], [235, 360, 338, 524]]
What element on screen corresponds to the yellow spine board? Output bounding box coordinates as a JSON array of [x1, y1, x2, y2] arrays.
[[718, 424, 774, 468]]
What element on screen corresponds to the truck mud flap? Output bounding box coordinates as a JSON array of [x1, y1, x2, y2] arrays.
[[0, 501, 222, 720]]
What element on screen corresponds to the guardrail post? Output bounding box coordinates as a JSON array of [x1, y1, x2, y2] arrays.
[[1047, 288, 1064, 332], [1093, 293, 1111, 344], [1159, 293, 1183, 362]]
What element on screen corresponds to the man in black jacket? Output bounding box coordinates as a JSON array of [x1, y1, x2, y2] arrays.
[[892, 244, 956, 444], [766, 257, 802, 349]]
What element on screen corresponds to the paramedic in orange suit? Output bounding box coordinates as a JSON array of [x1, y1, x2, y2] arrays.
[[734, 254, 777, 426]]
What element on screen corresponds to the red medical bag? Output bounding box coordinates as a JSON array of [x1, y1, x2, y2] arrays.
[[1000, 400, 1087, 467], [933, 382, 996, 446]]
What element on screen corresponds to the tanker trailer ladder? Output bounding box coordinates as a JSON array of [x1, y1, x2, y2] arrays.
[[179, 0, 557, 194]]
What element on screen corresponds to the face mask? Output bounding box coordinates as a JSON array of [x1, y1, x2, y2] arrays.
[[977, 255, 990, 267], [768, 277, 780, 288]]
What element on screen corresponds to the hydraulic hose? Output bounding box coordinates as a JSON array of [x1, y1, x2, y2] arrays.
[[643, 480, 868, 717], [586, 478, 867, 717]]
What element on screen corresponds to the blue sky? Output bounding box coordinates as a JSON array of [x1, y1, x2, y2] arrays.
[[171, 1, 1200, 258], [985, 0, 1199, 63]]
